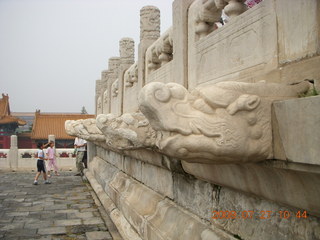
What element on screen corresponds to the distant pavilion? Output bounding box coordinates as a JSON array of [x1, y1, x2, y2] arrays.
[[0, 94, 26, 148]]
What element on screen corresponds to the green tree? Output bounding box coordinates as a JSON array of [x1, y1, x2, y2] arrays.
[[81, 106, 88, 114]]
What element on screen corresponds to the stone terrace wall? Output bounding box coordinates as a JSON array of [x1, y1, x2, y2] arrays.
[[66, 0, 320, 239]]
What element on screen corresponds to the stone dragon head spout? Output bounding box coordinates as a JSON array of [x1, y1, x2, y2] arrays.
[[139, 81, 309, 164]]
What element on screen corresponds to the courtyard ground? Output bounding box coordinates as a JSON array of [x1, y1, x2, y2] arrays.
[[0, 171, 122, 240]]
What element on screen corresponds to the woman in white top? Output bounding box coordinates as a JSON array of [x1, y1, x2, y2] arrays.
[[46, 141, 59, 177], [33, 142, 51, 185]]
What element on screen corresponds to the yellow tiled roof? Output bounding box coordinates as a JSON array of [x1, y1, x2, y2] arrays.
[[0, 94, 26, 126], [31, 113, 94, 140], [0, 94, 10, 118]]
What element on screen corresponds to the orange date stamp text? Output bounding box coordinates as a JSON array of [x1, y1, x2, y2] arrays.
[[212, 210, 308, 220]]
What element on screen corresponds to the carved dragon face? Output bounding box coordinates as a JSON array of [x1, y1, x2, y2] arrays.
[[139, 81, 309, 164], [65, 119, 105, 142], [65, 120, 77, 136]]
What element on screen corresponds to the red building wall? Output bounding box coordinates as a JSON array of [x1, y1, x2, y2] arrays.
[[0, 135, 10, 149], [18, 137, 33, 148]]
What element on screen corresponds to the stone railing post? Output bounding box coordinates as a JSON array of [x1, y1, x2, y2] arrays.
[[105, 57, 120, 114], [172, 0, 195, 87], [101, 70, 110, 114], [138, 6, 160, 89], [95, 78, 102, 115], [8, 135, 18, 171], [114, 38, 135, 116], [48, 134, 55, 144]]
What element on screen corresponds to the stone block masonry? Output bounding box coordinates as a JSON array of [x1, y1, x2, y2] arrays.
[[65, 0, 320, 239]]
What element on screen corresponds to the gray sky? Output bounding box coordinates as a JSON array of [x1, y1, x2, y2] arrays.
[[0, 0, 172, 114]]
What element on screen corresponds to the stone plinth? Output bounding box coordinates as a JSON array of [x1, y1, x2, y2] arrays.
[[273, 96, 320, 165], [182, 161, 320, 217]]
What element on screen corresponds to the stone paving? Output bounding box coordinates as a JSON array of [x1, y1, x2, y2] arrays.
[[0, 171, 115, 240]]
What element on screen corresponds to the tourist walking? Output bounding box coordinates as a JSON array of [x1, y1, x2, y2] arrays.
[[74, 137, 87, 176], [33, 142, 51, 185], [46, 141, 59, 177]]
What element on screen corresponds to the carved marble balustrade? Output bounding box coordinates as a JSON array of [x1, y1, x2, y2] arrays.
[[65, 0, 320, 239]]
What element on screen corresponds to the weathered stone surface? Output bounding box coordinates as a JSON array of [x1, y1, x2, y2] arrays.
[[137, 5, 161, 106], [83, 217, 104, 225], [212, 186, 320, 240], [55, 209, 79, 215], [145, 27, 173, 84], [182, 161, 320, 216], [67, 1, 320, 239], [85, 170, 142, 240], [101, 57, 121, 115], [276, 0, 320, 64], [124, 149, 164, 169], [96, 112, 155, 150], [105, 150, 123, 170], [38, 226, 67, 235], [124, 149, 183, 172], [87, 168, 234, 240], [3, 228, 38, 238], [110, 209, 142, 240], [67, 211, 94, 219], [141, 163, 173, 199], [89, 156, 120, 197], [84, 170, 116, 214], [6, 211, 29, 217], [96, 146, 105, 160], [0, 172, 117, 239], [109, 172, 130, 207], [54, 219, 82, 227], [279, 56, 320, 89], [146, 61, 173, 85], [71, 203, 92, 209], [65, 118, 105, 143], [8, 135, 18, 171], [44, 204, 68, 211], [123, 62, 139, 113], [172, 0, 195, 87], [139, 81, 309, 164], [188, 0, 277, 88], [0, 222, 24, 231], [110, 38, 135, 117], [119, 176, 163, 236], [145, 199, 235, 240], [273, 96, 320, 165], [173, 173, 213, 221], [139, 6, 160, 41], [123, 156, 142, 181], [86, 231, 112, 240], [24, 220, 54, 229]]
